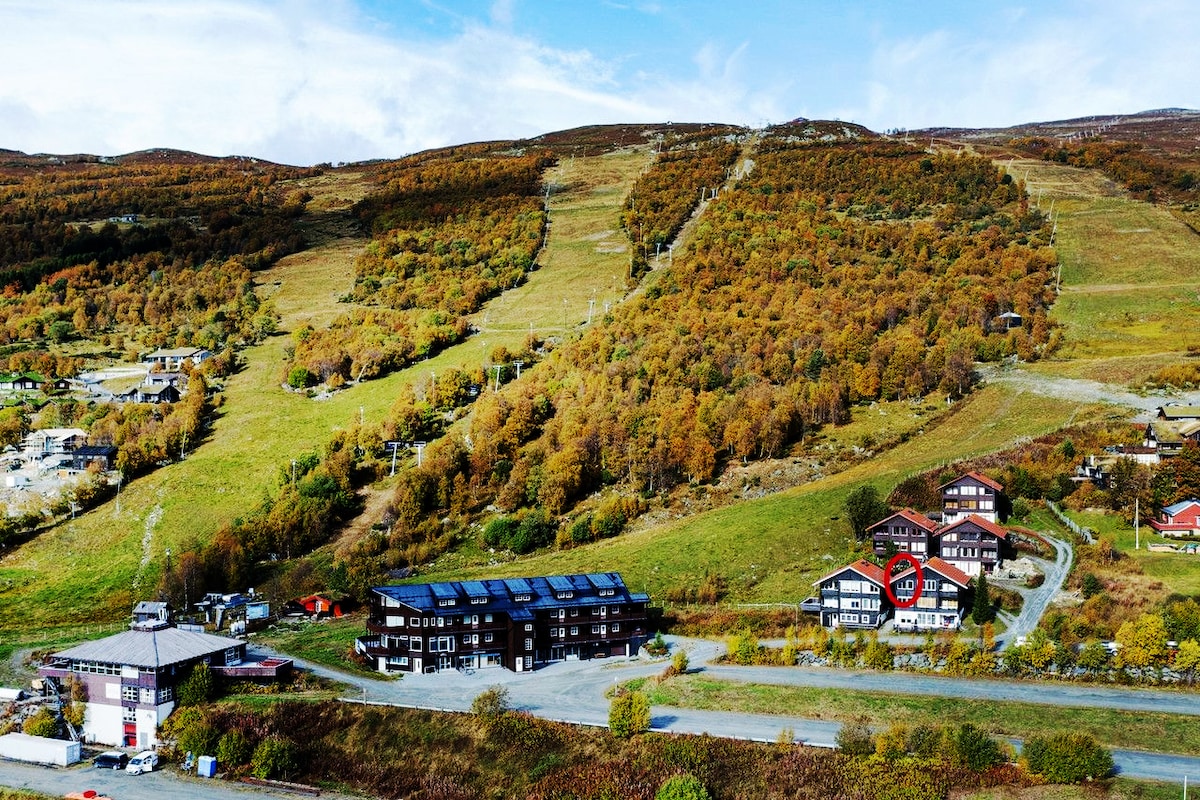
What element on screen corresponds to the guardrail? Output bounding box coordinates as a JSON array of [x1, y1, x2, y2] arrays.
[[1045, 500, 1094, 544]]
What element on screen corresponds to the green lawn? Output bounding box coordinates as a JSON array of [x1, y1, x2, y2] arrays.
[[252, 613, 388, 679], [636, 674, 1200, 756], [1060, 508, 1200, 596]]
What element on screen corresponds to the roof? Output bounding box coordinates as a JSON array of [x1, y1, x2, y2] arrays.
[[146, 347, 203, 359], [937, 514, 1009, 540], [939, 471, 1003, 493], [870, 508, 939, 533], [372, 573, 649, 616], [1158, 405, 1200, 420], [1163, 499, 1200, 516], [892, 556, 973, 588], [814, 559, 886, 587], [50, 625, 242, 669], [132, 601, 170, 614], [74, 444, 116, 456]]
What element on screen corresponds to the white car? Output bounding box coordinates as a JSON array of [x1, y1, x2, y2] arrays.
[[125, 750, 158, 775]]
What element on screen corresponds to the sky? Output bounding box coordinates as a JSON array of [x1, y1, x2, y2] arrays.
[[2, 0, 1198, 166]]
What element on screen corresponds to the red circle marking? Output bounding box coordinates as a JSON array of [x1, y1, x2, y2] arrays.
[[884, 553, 923, 608]]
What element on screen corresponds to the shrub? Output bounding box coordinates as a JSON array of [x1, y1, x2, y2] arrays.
[[835, 716, 874, 756], [1080, 572, 1102, 599], [671, 649, 689, 675], [217, 730, 253, 768], [655, 773, 711, 800], [609, 690, 651, 739], [22, 707, 57, 738], [251, 736, 298, 780], [947, 723, 1004, 772], [178, 662, 216, 706], [1023, 733, 1114, 783], [470, 685, 511, 720]]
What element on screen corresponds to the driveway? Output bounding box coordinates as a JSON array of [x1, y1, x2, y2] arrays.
[[995, 532, 1073, 649]]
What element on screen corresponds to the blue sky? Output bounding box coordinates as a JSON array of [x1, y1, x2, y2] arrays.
[[2, 0, 1197, 165]]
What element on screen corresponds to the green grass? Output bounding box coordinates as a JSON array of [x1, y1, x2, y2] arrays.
[[960, 781, 1185, 800], [252, 613, 388, 679], [1016, 158, 1200, 362], [417, 385, 1103, 602], [1060, 508, 1200, 596], [637, 674, 1200, 756]]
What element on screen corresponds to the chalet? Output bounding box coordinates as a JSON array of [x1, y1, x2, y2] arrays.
[[870, 508, 940, 559], [0, 372, 43, 392], [939, 472, 1004, 524], [891, 557, 972, 631], [1157, 405, 1200, 421], [144, 347, 211, 371], [1148, 499, 1200, 538], [935, 514, 1008, 576], [38, 620, 253, 748], [356, 573, 650, 674], [289, 593, 350, 618], [144, 372, 184, 388], [71, 444, 117, 471], [1144, 419, 1200, 458], [134, 385, 181, 404], [132, 601, 172, 625], [814, 559, 888, 629], [22, 428, 87, 456]]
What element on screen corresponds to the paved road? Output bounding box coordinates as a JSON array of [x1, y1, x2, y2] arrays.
[[995, 532, 1073, 649], [0, 759, 359, 800], [263, 640, 1200, 783]]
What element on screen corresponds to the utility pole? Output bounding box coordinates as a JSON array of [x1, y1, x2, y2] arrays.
[[387, 442, 403, 477], [1135, 497, 1140, 550], [588, 298, 595, 324], [414, 441, 426, 467], [493, 364, 503, 392], [514, 360, 524, 380]]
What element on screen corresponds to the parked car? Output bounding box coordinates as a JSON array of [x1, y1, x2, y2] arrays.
[[92, 750, 128, 770], [125, 750, 158, 774], [799, 597, 821, 614]]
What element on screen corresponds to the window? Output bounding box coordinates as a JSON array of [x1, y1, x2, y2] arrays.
[[611, 606, 620, 614], [388, 656, 409, 666], [157, 686, 173, 704], [525, 638, 533, 650], [599, 588, 615, 596], [437, 617, 444, 627], [484, 614, 493, 623], [411, 639, 423, 651], [484, 633, 494, 643], [570, 626, 578, 636], [225, 646, 241, 666], [591, 624, 600, 634], [471, 615, 479, 625], [471, 596, 488, 604], [437, 598, 456, 606], [556, 591, 573, 599], [122, 685, 138, 702], [569, 608, 579, 617], [410, 617, 420, 627], [611, 623, 620, 632], [122, 707, 137, 722], [515, 593, 531, 602], [839, 612, 859, 624]]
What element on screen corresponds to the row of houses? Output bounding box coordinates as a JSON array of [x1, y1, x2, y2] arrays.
[[813, 472, 1013, 631]]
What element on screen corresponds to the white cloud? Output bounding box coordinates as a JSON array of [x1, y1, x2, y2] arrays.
[[853, 1, 1200, 131], [0, 0, 663, 164]]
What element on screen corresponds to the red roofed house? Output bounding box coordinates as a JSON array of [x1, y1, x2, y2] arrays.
[[891, 557, 973, 631], [1148, 499, 1200, 538], [940, 471, 1005, 523], [814, 559, 889, 629], [870, 508, 940, 559], [936, 514, 1008, 576]]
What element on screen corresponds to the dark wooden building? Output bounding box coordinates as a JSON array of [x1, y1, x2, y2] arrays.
[[870, 508, 940, 559], [813, 559, 888, 629], [357, 573, 650, 673]]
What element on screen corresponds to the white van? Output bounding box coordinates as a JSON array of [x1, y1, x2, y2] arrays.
[[125, 750, 158, 774]]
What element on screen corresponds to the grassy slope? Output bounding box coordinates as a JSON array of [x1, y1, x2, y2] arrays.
[[1013, 158, 1200, 370], [0, 149, 653, 636]]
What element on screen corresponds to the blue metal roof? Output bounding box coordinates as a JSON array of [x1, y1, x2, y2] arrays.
[[586, 573, 616, 590], [1164, 499, 1200, 516], [461, 580, 489, 598], [547, 575, 575, 592], [372, 573, 642, 618]]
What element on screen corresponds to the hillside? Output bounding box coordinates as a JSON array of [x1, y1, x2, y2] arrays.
[[0, 113, 1197, 639]]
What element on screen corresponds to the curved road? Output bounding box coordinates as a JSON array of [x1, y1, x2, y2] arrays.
[[264, 639, 1200, 783], [995, 531, 1073, 649]]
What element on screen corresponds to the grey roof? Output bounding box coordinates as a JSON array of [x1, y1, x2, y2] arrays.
[[52, 625, 242, 669]]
